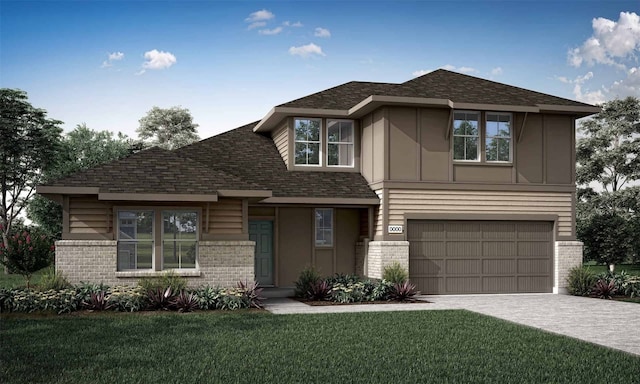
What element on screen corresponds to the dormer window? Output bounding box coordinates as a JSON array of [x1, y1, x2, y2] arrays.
[[327, 120, 354, 167], [294, 118, 321, 166]]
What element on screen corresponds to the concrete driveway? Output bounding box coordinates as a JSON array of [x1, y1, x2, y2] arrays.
[[264, 294, 640, 356], [424, 294, 640, 356]]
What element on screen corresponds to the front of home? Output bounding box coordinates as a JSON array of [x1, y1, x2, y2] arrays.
[[37, 70, 600, 294]]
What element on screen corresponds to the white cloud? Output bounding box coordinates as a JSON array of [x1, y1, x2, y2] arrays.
[[491, 67, 503, 75], [412, 69, 432, 77], [314, 27, 331, 38], [247, 21, 267, 30], [140, 49, 177, 73], [610, 67, 640, 98], [568, 11, 640, 68], [556, 71, 606, 104], [245, 9, 274, 22], [283, 21, 303, 27], [101, 51, 124, 68], [289, 43, 325, 58], [440, 64, 477, 73], [441, 64, 456, 71], [258, 27, 283, 35]]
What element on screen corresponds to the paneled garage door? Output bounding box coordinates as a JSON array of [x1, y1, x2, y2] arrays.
[[408, 220, 553, 294]]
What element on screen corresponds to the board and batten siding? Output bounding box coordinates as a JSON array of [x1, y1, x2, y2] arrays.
[[272, 122, 288, 167], [69, 197, 113, 234], [387, 189, 573, 238]]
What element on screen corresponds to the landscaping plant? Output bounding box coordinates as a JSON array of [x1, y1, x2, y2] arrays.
[[294, 266, 320, 298], [38, 267, 72, 291], [173, 290, 199, 312], [592, 279, 617, 299], [307, 280, 331, 301], [146, 287, 176, 310], [382, 262, 409, 284], [237, 280, 265, 309], [567, 266, 597, 296], [138, 271, 187, 293], [389, 281, 419, 302], [0, 227, 55, 288]]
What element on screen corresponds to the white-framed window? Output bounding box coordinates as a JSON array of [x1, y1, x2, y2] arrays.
[[327, 120, 354, 167], [162, 210, 198, 269], [453, 111, 480, 161], [117, 210, 154, 271], [294, 118, 322, 166], [485, 113, 512, 162], [315, 208, 333, 247]]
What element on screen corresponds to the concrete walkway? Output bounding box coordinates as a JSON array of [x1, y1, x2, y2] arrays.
[[263, 295, 640, 356]]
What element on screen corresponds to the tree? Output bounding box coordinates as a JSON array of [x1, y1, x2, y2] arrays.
[[28, 124, 134, 237], [137, 106, 200, 150], [0, 89, 62, 261], [0, 225, 55, 288], [575, 96, 640, 265]]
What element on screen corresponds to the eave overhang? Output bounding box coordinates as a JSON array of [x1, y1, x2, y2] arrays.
[[253, 95, 601, 133]]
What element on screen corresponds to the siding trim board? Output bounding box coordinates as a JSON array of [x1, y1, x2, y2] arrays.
[[369, 181, 575, 192]]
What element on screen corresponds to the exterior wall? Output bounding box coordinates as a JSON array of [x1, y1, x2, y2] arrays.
[[354, 241, 367, 276], [374, 189, 384, 239], [364, 107, 575, 185], [386, 189, 574, 238], [366, 241, 409, 279], [276, 207, 362, 287], [554, 241, 583, 294], [272, 121, 289, 168], [55, 240, 254, 287], [64, 196, 244, 239]]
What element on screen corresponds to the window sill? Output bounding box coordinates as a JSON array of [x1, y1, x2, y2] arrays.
[[453, 161, 513, 167], [116, 270, 202, 278]]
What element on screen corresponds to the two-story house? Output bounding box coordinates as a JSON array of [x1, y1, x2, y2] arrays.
[[37, 69, 600, 294]]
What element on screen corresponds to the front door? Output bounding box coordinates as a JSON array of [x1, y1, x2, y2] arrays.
[[249, 220, 274, 286]]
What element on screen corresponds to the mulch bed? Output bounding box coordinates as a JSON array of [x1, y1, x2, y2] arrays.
[[292, 298, 430, 306]]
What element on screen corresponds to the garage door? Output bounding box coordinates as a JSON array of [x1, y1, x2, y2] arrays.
[[408, 220, 553, 294]]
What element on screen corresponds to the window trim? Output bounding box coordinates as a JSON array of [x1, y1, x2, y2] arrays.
[[451, 110, 514, 164], [485, 112, 513, 163], [314, 208, 334, 247], [114, 206, 201, 272], [452, 110, 481, 162], [293, 117, 323, 167], [326, 119, 355, 168]]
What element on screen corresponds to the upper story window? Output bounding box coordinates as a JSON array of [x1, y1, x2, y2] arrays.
[[294, 118, 321, 166], [327, 120, 354, 167], [452, 111, 512, 163], [485, 113, 512, 162], [453, 111, 480, 161]]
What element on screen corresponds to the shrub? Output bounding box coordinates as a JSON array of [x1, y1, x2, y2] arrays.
[[237, 280, 265, 309], [138, 271, 187, 293], [389, 281, 419, 302], [326, 273, 361, 286], [294, 267, 320, 298], [596, 270, 629, 293], [307, 280, 331, 301], [193, 286, 223, 310], [0, 228, 54, 288], [38, 267, 72, 291], [567, 267, 597, 296], [382, 262, 408, 284], [76, 282, 110, 304], [84, 290, 114, 311], [147, 287, 176, 310], [10, 289, 80, 314], [217, 291, 246, 310], [371, 279, 394, 301], [173, 290, 199, 312], [622, 277, 640, 298], [107, 286, 145, 312], [331, 282, 369, 303], [592, 279, 617, 299], [0, 288, 13, 312]]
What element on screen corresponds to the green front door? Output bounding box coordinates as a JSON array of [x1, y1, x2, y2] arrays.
[[249, 220, 274, 286]]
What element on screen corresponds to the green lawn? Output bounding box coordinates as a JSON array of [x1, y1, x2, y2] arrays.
[[1, 311, 639, 384], [583, 263, 640, 276], [0, 268, 48, 289]]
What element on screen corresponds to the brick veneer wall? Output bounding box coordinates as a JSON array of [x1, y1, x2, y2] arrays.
[[366, 241, 409, 279], [55, 240, 254, 288], [554, 241, 583, 294]]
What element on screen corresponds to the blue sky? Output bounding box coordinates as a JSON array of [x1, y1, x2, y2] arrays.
[[1, 1, 639, 139]]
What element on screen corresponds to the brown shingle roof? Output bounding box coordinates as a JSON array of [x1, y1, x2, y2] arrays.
[[278, 69, 593, 110], [45, 147, 264, 194], [175, 123, 378, 200]]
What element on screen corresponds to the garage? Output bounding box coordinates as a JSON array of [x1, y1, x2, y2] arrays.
[[408, 220, 553, 294]]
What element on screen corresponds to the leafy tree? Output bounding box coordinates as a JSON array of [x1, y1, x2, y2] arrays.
[[0, 225, 55, 288], [575, 97, 640, 265], [137, 106, 200, 150], [28, 124, 134, 237], [0, 89, 62, 261]]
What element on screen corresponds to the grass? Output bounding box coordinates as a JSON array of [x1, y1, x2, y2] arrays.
[[583, 263, 640, 276], [1, 311, 639, 384], [0, 267, 49, 289]]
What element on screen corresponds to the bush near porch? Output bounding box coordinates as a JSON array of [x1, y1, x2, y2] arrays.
[[569, 266, 640, 302]]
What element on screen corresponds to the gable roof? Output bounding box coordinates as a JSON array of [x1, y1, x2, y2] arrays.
[[174, 123, 378, 200], [40, 146, 265, 197]]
